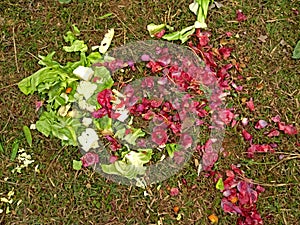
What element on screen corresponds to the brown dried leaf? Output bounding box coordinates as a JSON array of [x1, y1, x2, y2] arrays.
[[258, 35, 268, 42]]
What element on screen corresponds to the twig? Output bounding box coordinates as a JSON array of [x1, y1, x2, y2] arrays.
[[0, 179, 20, 186], [26, 51, 40, 60], [273, 152, 300, 156], [242, 178, 299, 187], [250, 182, 299, 187], [45, 146, 66, 175], [282, 212, 288, 225], [237, 175, 299, 187], [0, 83, 18, 91], [0, 212, 4, 224], [112, 13, 139, 40], [269, 155, 300, 171], [0, 102, 14, 134], [266, 19, 287, 23], [48, 177, 56, 187], [12, 26, 20, 73]]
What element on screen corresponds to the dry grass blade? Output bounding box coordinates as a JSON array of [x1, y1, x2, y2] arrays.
[[269, 155, 300, 171], [12, 27, 20, 73]]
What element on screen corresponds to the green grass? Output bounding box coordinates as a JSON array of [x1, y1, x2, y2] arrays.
[[1, 0, 299, 224]]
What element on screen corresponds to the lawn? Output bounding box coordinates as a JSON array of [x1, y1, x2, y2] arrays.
[[0, 0, 299, 224]]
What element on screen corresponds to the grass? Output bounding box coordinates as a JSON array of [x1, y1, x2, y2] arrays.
[[0, 0, 299, 224]]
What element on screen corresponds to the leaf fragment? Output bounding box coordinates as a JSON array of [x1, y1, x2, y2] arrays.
[[10, 140, 19, 161], [292, 40, 300, 59], [23, 125, 32, 147], [72, 160, 82, 170], [147, 23, 166, 37], [166, 143, 177, 158], [98, 13, 113, 20], [0, 142, 4, 153], [58, 0, 72, 4], [162, 31, 181, 41], [216, 177, 224, 191], [63, 40, 88, 53]]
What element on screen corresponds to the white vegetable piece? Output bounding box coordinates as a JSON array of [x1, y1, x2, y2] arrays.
[[58, 104, 71, 117], [73, 66, 94, 81], [195, 21, 207, 29], [78, 99, 96, 112], [99, 28, 114, 54], [78, 128, 99, 152], [189, 1, 199, 15], [114, 109, 129, 122], [82, 117, 93, 127], [124, 151, 144, 166], [76, 81, 97, 100], [92, 28, 114, 53]]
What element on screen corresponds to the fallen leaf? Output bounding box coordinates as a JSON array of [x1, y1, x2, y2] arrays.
[[230, 58, 237, 66], [208, 214, 219, 224], [242, 129, 253, 141], [98, 13, 113, 20], [215, 1, 223, 8], [267, 129, 280, 137], [173, 206, 180, 214], [216, 178, 225, 191], [292, 8, 299, 15], [219, 46, 233, 59], [226, 32, 233, 37], [280, 39, 287, 46], [241, 117, 249, 126], [210, 1, 223, 9], [257, 35, 268, 42], [220, 166, 264, 225], [240, 62, 246, 68], [271, 115, 281, 123], [246, 98, 255, 111], [247, 144, 274, 158], [278, 122, 298, 135], [236, 10, 247, 22], [170, 187, 179, 196], [194, 158, 199, 167], [220, 39, 228, 45], [201, 140, 219, 171], [218, 109, 234, 125], [254, 120, 268, 129], [256, 82, 264, 90]]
